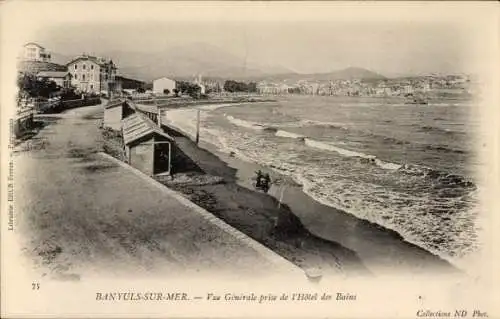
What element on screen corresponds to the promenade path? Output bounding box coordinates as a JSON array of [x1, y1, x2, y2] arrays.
[[13, 104, 299, 281]]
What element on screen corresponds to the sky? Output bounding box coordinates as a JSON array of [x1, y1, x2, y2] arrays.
[[4, 2, 488, 77]]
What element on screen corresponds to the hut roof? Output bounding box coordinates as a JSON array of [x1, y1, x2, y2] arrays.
[[134, 102, 160, 114], [122, 113, 173, 146], [105, 98, 127, 109]]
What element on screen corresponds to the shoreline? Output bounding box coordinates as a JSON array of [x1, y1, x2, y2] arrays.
[[160, 113, 458, 277], [158, 126, 371, 278]]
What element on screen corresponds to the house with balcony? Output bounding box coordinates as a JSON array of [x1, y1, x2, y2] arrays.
[[23, 43, 52, 62], [66, 55, 117, 94]]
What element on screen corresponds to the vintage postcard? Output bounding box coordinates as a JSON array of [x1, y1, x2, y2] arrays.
[[1, 1, 499, 318]]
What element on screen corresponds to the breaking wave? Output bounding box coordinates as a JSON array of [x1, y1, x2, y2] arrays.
[[224, 115, 405, 171], [163, 104, 480, 269], [417, 124, 463, 135], [300, 119, 350, 131], [425, 144, 466, 154], [225, 115, 268, 130], [275, 130, 305, 140]]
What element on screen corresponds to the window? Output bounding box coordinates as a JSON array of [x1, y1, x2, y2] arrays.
[[74, 64, 77, 70], [82, 74, 86, 81], [74, 74, 78, 80], [91, 65, 94, 70], [83, 64, 86, 70], [90, 85, 93, 89]]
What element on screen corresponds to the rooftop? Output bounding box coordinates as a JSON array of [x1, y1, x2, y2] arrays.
[[105, 98, 127, 110], [66, 55, 116, 68], [37, 71, 70, 78], [133, 102, 160, 114], [24, 42, 45, 49], [122, 112, 173, 146]]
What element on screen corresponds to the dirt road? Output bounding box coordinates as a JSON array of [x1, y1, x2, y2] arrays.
[[13, 104, 288, 281]]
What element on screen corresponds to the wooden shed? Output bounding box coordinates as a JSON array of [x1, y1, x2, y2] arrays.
[[104, 99, 135, 131], [122, 113, 174, 176]]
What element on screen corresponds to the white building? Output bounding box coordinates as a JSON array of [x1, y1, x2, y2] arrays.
[[194, 74, 206, 94], [198, 84, 206, 94], [422, 82, 431, 92], [23, 42, 51, 62], [153, 77, 176, 95], [403, 85, 414, 95], [66, 55, 117, 94]]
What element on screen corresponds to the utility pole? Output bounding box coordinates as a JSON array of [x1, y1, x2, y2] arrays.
[[195, 109, 200, 145], [274, 176, 289, 209], [157, 106, 162, 127], [278, 181, 287, 209]]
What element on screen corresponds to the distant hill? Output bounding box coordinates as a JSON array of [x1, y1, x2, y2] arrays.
[[102, 43, 294, 82], [42, 45, 385, 83], [255, 67, 386, 82], [322, 67, 386, 80]]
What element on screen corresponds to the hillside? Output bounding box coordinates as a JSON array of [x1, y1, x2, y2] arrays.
[[321, 67, 386, 80], [46, 45, 385, 82], [256, 67, 386, 82], [102, 43, 293, 82]]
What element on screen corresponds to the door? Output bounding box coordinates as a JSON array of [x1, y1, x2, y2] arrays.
[[154, 142, 171, 175]]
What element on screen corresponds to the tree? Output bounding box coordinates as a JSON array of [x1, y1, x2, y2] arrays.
[[223, 80, 256, 93], [137, 87, 145, 93], [163, 88, 170, 95], [17, 73, 59, 98], [247, 82, 257, 93], [173, 88, 180, 97], [59, 87, 80, 101], [176, 81, 201, 98]]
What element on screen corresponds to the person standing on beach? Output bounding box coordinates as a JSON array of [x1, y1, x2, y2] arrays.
[[255, 170, 263, 188], [262, 173, 271, 193]]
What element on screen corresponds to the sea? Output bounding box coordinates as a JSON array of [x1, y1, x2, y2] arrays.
[[163, 95, 481, 268]]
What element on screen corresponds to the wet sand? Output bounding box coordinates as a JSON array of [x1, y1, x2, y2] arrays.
[[160, 122, 458, 277]]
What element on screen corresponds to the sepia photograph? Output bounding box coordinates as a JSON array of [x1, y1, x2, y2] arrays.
[[1, 1, 498, 318]]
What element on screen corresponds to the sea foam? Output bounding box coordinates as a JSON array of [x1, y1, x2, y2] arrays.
[[164, 105, 480, 271]]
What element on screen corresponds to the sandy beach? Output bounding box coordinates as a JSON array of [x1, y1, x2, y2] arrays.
[[158, 109, 458, 277], [157, 126, 368, 278]]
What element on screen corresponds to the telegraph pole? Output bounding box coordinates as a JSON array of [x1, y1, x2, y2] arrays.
[[157, 106, 162, 127], [195, 109, 200, 145], [278, 181, 287, 209]]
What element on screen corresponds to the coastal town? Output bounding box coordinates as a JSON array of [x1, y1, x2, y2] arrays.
[[3, 0, 498, 316], [17, 42, 474, 112], [11, 41, 468, 283]]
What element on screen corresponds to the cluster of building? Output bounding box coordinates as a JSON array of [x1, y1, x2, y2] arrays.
[[256, 75, 472, 97], [20, 42, 474, 101], [20, 43, 213, 99], [20, 43, 119, 95]]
